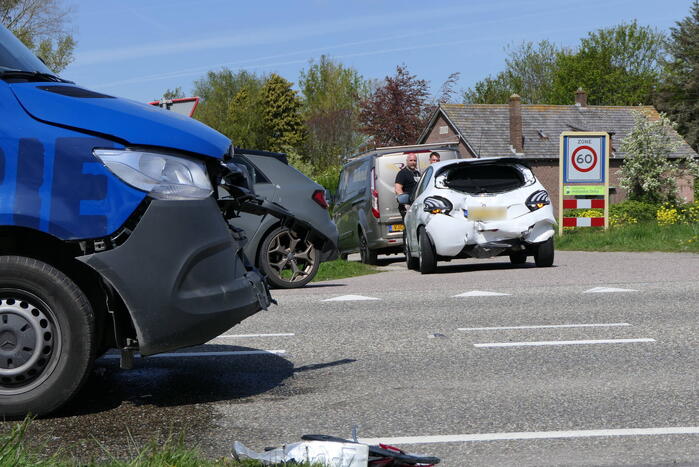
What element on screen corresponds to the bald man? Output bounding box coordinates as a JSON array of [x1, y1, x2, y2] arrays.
[[395, 153, 421, 218]]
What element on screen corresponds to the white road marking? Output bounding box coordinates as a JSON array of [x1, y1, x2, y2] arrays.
[[323, 294, 380, 301], [214, 333, 295, 339], [474, 338, 655, 348], [459, 323, 630, 331], [584, 287, 639, 293], [453, 290, 511, 297], [358, 426, 699, 445], [100, 350, 286, 360]]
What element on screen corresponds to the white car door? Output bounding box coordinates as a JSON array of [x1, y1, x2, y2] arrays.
[[406, 166, 435, 250]]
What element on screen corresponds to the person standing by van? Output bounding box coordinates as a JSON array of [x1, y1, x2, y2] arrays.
[[395, 153, 421, 218], [429, 151, 441, 164]]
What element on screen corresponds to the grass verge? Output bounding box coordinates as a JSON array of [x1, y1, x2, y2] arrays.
[[1, 419, 321, 466], [313, 259, 381, 282], [556, 221, 699, 253]]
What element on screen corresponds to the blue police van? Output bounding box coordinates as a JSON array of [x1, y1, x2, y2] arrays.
[[0, 25, 304, 417]]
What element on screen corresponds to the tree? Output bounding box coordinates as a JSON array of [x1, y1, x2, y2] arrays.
[[0, 0, 76, 72], [656, 1, 699, 151], [359, 65, 430, 147], [437, 72, 461, 104], [549, 21, 665, 105], [464, 40, 563, 104], [192, 68, 268, 149], [619, 111, 698, 204], [298, 55, 367, 168], [261, 74, 305, 153], [161, 87, 185, 100]]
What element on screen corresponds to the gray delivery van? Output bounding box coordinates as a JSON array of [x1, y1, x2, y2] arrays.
[[333, 142, 460, 264]]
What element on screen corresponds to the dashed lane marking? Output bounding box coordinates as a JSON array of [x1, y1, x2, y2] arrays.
[[584, 287, 639, 293], [323, 295, 380, 302], [453, 290, 511, 297], [215, 333, 295, 338], [358, 426, 699, 445], [474, 338, 655, 348], [459, 323, 630, 331]]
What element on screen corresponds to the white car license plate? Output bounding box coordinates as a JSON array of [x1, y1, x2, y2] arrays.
[[467, 206, 506, 220]]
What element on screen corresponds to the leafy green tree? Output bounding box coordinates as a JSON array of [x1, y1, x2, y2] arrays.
[[656, 1, 699, 151], [192, 68, 268, 148], [262, 73, 305, 152], [464, 40, 563, 104], [298, 55, 368, 168], [0, 0, 76, 72], [619, 111, 699, 204], [360, 65, 431, 147], [549, 21, 665, 105]]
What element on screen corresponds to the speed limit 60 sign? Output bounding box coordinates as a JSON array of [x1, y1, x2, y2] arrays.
[[562, 134, 607, 183]]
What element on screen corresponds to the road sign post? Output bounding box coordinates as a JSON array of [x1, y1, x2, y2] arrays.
[[559, 132, 610, 235]]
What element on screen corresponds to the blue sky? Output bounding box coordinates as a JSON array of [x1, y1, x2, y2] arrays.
[[64, 0, 694, 103]]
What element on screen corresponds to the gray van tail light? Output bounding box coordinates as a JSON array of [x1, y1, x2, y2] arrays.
[[370, 167, 379, 218]]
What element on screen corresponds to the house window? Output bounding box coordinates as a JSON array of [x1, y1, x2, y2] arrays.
[[439, 126, 449, 135]]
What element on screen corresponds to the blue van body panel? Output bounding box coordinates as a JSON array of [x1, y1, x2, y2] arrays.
[[0, 82, 147, 240], [9, 82, 230, 159]]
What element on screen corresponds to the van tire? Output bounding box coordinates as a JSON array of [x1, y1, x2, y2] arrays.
[[0, 256, 96, 418], [404, 232, 419, 270], [359, 233, 377, 265], [259, 227, 320, 288], [418, 228, 437, 274], [534, 238, 554, 267]]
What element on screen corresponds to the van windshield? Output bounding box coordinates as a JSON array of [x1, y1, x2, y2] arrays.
[[0, 25, 55, 76], [437, 162, 527, 194]]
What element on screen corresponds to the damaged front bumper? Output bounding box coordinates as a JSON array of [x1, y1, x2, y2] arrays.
[[79, 197, 273, 356]]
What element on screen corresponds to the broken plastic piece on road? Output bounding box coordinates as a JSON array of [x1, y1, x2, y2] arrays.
[[232, 440, 368, 466]]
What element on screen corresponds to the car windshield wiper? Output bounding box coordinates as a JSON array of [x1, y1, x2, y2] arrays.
[[0, 69, 71, 83]]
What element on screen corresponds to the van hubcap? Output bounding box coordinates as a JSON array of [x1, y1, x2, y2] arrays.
[[0, 293, 57, 390]]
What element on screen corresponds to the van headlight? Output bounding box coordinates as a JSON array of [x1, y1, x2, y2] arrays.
[[94, 149, 213, 200]]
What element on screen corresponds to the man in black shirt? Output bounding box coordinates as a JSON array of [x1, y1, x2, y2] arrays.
[[394, 153, 420, 219]]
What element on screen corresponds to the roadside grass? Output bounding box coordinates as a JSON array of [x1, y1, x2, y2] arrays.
[[1, 419, 321, 466], [556, 221, 699, 253], [313, 259, 380, 282]]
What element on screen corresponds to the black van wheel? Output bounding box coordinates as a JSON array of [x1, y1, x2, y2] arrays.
[[534, 238, 555, 267], [0, 256, 96, 418], [418, 228, 437, 274], [404, 232, 419, 270], [359, 233, 377, 265], [259, 227, 320, 288]]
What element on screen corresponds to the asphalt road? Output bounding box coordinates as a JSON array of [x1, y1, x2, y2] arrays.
[[7, 250, 698, 466]]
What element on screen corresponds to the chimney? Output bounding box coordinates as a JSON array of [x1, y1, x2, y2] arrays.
[[509, 94, 523, 154], [575, 88, 588, 107]]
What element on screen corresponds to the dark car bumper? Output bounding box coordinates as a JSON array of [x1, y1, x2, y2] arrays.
[[78, 197, 271, 355]]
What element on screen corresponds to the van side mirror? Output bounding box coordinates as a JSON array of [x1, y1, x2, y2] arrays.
[[396, 193, 411, 205]]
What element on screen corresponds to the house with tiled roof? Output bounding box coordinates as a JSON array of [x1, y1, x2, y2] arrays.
[[417, 90, 697, 206]]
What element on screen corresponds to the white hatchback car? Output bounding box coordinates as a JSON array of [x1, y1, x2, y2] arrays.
[[402, 157, 557, 274]]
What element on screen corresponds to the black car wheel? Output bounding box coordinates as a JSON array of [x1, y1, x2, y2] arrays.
[[509, 251, 528, 265], [259, 227, 320, 288], [0, 256, 96, 418], [404, 232, 419, 270], [534, 237, 555, 267], [359, 233, 378, 265], [418, 228, 437, 274]]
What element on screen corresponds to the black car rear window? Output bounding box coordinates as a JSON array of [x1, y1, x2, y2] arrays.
[[441, 163, 525, 194]]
